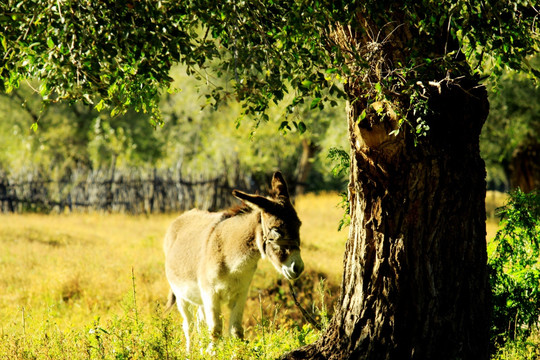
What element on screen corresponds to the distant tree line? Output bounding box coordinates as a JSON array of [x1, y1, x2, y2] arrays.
[[0, 65, 350, 202]]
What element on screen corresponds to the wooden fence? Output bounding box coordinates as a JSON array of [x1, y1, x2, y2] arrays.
[[0, 168, 255, 214]]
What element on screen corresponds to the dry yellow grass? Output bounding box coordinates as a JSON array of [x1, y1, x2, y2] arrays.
[[486, 190, 509, 243], [295, 192, 348, 284], [0, 191, 506, 345], [0, 194, 346, 342], [0, 213, 175, 332]]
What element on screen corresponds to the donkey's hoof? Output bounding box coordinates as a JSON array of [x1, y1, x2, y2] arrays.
[[202, 342, 216, 357]]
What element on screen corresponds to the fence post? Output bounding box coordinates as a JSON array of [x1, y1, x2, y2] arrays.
[[106, 155, 117, 212]]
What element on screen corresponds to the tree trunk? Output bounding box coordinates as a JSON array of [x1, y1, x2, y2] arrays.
[[295, 138, 319, 197], [282, 79, 490, 359], [510, 141, 540, 193]]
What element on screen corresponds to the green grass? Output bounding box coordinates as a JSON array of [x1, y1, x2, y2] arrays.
[[1, 287, 321, 360]]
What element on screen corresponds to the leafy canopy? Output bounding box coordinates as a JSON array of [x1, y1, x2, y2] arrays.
[[1, 0, 538, 127]]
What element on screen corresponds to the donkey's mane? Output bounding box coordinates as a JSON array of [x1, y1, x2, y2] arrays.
[[222, 203, 254, 219]]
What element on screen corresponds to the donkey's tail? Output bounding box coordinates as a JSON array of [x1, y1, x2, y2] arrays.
[[164, 289, 176, 314]]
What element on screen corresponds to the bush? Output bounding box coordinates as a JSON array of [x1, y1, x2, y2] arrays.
[[488, 189, 540, 350]]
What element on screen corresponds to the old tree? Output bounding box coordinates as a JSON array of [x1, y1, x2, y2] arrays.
[[2, 1, 538, 359]]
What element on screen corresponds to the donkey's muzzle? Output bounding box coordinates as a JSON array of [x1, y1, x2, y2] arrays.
[[282, 255, 304, 280], [292, 260, 304, 275]]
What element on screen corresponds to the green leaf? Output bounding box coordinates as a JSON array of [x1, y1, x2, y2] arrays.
[[358, 109, 366, 122], [292, 96, 304, 105], [0, 35, 6, 52], [47, 38, 55, 49], [298, 121, 307, 134], [95, 99, 105, 112], [310, 97, 321, 109]]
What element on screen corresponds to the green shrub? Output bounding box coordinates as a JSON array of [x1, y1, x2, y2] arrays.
[[488, 189, 540, 350]]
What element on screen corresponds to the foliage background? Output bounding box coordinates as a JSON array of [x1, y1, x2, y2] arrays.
[[0, 64, 349, 193], [1, 58, 537, 194]]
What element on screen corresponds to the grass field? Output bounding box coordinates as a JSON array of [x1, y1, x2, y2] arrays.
[[0, 192, 510, 359]]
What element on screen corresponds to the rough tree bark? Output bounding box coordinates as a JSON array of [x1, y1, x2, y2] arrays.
[[282, 18, 490, 360], [283, 80, 490, 360]]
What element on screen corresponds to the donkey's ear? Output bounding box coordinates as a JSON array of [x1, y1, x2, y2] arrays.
[[271, 171, 290, 199], [232, 190, 275, 211]]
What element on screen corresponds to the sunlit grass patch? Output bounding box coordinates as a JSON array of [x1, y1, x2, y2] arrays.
[[0, 194, 343, 358], [0, 280, 323, 359], [0, 191, 520, 359], [0, 213, 174, 330]]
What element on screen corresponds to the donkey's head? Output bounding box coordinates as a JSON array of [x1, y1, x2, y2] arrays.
[[232, 172, 304, 280]]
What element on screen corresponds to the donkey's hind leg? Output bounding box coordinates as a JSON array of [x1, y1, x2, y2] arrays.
[[177, 299, 194, 352], [195, 306, 205, 331]]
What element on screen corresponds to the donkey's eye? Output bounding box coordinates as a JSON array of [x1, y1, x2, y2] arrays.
[[268, 228, 281, 240]]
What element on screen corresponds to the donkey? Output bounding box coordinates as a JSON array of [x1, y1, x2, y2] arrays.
[[163, 171, 304, 350]]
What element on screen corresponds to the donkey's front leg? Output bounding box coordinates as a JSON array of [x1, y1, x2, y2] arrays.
[[201, 291, 222, 340], [228, 286, 250, 339]]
